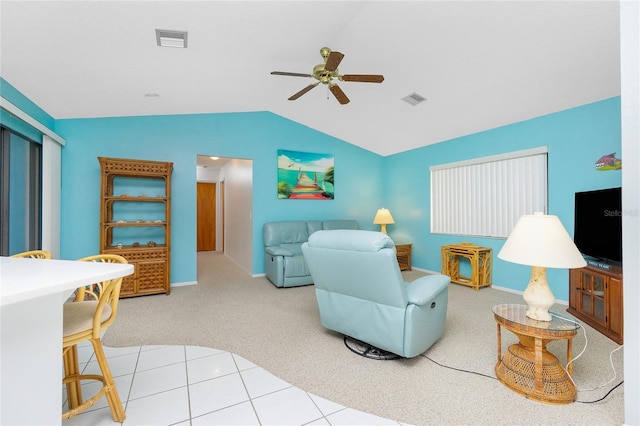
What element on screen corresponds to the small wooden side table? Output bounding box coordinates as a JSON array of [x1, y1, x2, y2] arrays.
[[441, 243, 492, 290], [395, 243, 412, 271], [492, 304, 580, 405]]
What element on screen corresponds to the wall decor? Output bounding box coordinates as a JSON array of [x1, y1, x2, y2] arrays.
[[595, 152, 621, 171], [277, 149, 334, 199]]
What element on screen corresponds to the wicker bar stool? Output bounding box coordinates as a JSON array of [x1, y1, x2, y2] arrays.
[[10, 250, 52, 259], [62, 254, 128, 422]]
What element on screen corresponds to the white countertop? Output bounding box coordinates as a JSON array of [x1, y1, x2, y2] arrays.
[[1, 255, 135, 425], [0, 256, 134, 306]]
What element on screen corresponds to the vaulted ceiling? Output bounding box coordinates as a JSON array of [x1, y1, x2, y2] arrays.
[[0, 1, 620, 156]]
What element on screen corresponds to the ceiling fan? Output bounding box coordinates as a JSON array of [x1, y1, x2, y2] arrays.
[[271, 47, 384, 105]]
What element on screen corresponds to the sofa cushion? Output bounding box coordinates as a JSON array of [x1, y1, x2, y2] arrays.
[[265, 246, 293, 256], [280, 243, 304, 256], [307, 221, 323, 236], [322, 220, 359, 230], [307, 229, 394, 252], [263, 221, 309, 246], [283, 255, 309, 277]]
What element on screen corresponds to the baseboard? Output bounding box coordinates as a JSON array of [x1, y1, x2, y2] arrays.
[[170, 281, 197, 287], [411, 266, 439, 275], [490, 284, 568, 306], [491, 284, 523, 297]]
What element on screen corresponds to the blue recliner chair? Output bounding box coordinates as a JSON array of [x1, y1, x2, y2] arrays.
[[301, 229, 450, 358]]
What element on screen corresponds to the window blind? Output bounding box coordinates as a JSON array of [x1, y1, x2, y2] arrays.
[[430, 147, 548, 238]]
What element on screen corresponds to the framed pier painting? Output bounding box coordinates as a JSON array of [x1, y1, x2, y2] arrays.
[[277, 149, 334, 199]]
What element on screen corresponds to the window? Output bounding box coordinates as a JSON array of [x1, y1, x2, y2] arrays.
[[0, 127, 42, 255], [430, 147, 548, 238]]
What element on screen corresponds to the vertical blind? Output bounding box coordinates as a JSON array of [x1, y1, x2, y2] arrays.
[[430, 147, 548, 238]]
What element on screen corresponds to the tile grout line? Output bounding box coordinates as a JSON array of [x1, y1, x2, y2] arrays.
[[183, 345, 194, 426], [120, 345, 142, 424], [233, 350, 262, 424]]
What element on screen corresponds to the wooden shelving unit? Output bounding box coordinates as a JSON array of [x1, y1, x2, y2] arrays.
[[99, 157, 173, 297]]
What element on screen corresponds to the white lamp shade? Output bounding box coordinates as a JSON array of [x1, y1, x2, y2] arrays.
[[373, 208, 395, 225], [498, 213, 587, 269]]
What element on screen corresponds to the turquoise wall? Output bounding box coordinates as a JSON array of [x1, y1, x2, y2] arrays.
[[383, 97, 622, 300], [2, 78, 621, 299], [54, 112, 384, 284], [0, 78, 53, 141]]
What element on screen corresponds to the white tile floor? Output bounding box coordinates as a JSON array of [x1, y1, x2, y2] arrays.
[[63, 342, 408, 425]]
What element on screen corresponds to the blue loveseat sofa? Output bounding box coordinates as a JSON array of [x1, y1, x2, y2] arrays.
[[262, 220, 359, 287]]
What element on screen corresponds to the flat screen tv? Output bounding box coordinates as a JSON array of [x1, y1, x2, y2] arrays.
[[574, 187, 622, 264]]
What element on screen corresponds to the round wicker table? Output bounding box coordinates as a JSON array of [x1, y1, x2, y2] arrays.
[[492, 304, 580, 405]]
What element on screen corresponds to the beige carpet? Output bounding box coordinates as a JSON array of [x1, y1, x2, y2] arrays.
[[104, 252, 625, 425]]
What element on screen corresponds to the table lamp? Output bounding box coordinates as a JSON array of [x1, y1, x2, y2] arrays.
[[373, 208, 395, 234], [497, 212, 586, 321]]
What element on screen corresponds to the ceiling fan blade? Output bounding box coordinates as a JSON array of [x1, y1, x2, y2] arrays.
[[340, 74, 385, 83], [329, 84, 350, 105], [288, 82, 320, 101], [324, 51, 344, 72], [271, 71, 313, 78]]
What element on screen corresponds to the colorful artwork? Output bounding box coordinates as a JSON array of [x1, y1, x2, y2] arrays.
[[595, 153, 621, 171], [277, 150, 334, 199]]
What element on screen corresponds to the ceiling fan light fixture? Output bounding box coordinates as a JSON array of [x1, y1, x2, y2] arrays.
[[402, 92, 427, 106], [271, 47, 383, 104], [155, 29, 188, 48]]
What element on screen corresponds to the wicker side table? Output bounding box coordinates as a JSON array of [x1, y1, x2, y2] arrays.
[[395, 243, 412, 271], [492, 304, 579, 405], [441, 243, 492, 290]]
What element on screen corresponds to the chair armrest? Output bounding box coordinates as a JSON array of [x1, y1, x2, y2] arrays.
[[265, 245, 294, 256], [406, 274, 450, 306]]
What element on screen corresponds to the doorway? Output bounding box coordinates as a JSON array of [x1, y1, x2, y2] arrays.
[[196, 155, 253, 273]]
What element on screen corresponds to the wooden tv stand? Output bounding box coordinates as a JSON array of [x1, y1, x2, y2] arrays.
[[567, 262, 623, 344]]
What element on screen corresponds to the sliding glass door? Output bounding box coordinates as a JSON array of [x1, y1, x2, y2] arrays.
[[0, 127, 42, 255]]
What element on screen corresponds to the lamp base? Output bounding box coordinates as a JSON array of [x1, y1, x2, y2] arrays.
[[523, 266, 554, 322], [526, 306, 552, 322]]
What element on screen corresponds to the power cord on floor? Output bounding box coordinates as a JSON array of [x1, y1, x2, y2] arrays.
[[576, 380, 624, 404], [420, 353, 496, 380], [549, 311, 624, 402]]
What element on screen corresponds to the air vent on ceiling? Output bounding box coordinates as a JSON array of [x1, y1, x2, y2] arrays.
[[402, 92, 427, 106], [155, 29, 188, 48]]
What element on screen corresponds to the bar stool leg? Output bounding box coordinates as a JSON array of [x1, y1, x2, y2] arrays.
[[90, 338, 126, 422], [63, 345, 83, 409]]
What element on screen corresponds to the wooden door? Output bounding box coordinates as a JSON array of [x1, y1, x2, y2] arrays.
[[197, 183, 216, 251], [220, 180, 225, 252]]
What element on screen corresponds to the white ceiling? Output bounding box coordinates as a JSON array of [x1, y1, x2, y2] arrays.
[[0, 1, 621, 156], [197, 155, 230, 169]]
